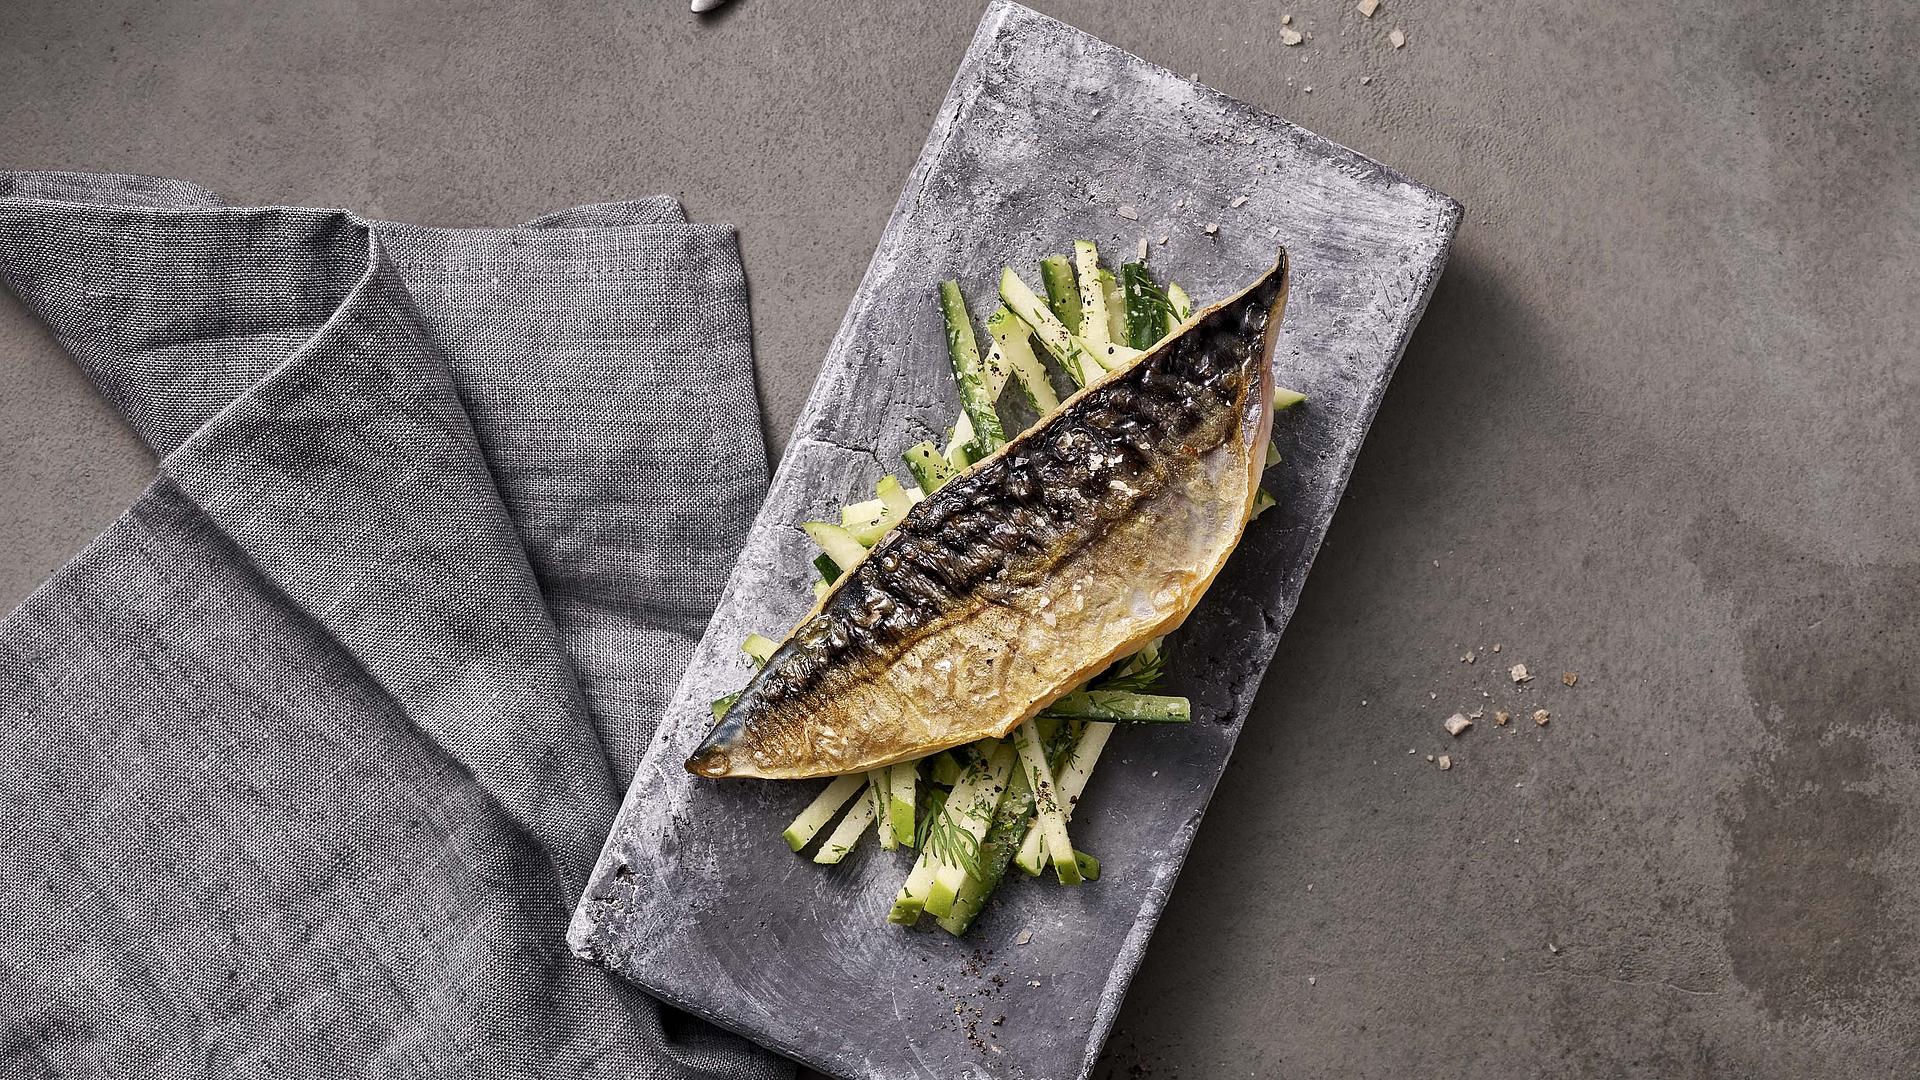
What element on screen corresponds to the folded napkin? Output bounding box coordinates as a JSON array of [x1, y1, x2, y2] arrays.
[[0, 172, 792, 1080]]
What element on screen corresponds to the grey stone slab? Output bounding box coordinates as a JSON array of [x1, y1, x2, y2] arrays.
[[567, 5, 1458, 1078]]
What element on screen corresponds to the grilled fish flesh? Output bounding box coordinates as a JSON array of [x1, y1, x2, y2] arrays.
[[689, 252, 1289, 779]]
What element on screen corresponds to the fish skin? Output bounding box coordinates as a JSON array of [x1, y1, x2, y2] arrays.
[[690, 252, 1289, 779]]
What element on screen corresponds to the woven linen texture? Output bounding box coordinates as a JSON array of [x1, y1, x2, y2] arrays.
[[0, 172, 789, 1080]]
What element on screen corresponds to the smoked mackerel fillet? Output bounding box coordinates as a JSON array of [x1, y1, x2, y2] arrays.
[[689, 252, 1290, 779]]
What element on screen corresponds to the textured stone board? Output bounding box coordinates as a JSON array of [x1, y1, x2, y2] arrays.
[[569, 4, 1459, 1078]]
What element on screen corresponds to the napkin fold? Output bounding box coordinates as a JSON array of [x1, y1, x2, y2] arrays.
[[0, 172, 791, 1080]]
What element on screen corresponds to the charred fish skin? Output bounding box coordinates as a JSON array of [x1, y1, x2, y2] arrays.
[[689, 252, 1288, 780]]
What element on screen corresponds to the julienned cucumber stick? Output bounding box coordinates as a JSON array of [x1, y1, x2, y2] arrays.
[[1013, 718, 1082, 885], [985, 306, 1062, 414], [1042, 690, 1190, 723], [890, 744, 1002, 923], [925, 741, 1017, 917], [1072, 241, 1112, 352], [1016, 721, 1117, 874], [813, 788, 876, 864], [999, 267, 1105, 386], [1038, 254, 1081, 334], [781, 773, 867, 852], [867, 768, 896, 851], [887, 760, 918, 847]]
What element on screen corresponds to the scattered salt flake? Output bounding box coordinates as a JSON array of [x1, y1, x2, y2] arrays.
[[1137, 238, 1148, 261], [1534, 709, 1551, 726], [1231, 195, 1249, 208], [1389, 27, 1406, 48], [1562, 671, 1579, 687], [1492, 643, 1502, 652], [1157, 235, 1169, 245], [1429, 692, 1437, 700], [1510, 663, 1532, 683], [1282, 13, 1292, 24], [1305, 31, 1313, 40], [1469, 709, 1484, 720], [1438, 755, 1452, 771], [1308, 976, 1316, 985], [1495, 711, 1511, 726], [1281, 27, 1304, 45], [1015, 930, 1033, 945], [1360, 76, 1373, 84], [1445, 713, 1472, 736], [1548, 942, 1560, 954], [1462, 650, 1476, 663], [1425, 754, 1435, 762], [1204, 222, 1219, 234], [1357, 0, 1378, 15], [1303, 86, 1313, 93], [1117, 205, 1139, 220]]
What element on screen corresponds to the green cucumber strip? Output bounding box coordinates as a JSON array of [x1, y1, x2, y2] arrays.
[[1073, 850, 1101, 881], [999, 267, 1105, 386], [1166, 281, 1194, 327], [897, 747, 999, 923], [944, 414, 976, 470], [781, 773, 867, 852], [915, 742, 1005, 918], [1099, 266, 1127, 345], [986, 306, 1063, 414], [709, 693, 738, 723], [1072, 241, 1113, 351], [903, 441, 959, 493], [1120, 262, 1168, 351], [1015, 721, 1115, 875], [936, 770, 1032, 936], [875, 473, 914, 518], [802, 521, 867, 573], [887, 760, 918, 847], [936, 720, 1079, 934], [1250, 486, 1277, 521], [741, 634, 778, 668], [1041, 690, 1190, 723], [813, 792, 876, 864], [813, 552, 842, 584], [1265, 441, 1282, 469], [841, 497, 885, 530], [1012, 719, 1082, 885], [1273, 385, 1307, 410], [939, 281, 1008, 457], [926, 741, 1017, 917], [889, 849, 939, 924], [929, 750, 963, 787], [866, 768, 897, 851], [1039, 254, 1082, 334]]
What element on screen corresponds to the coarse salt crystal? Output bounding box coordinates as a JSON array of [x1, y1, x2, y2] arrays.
[[1438, 755, 1452, 771], [1281, 27, 1303, 46], [1445, 713, 1472, 736], [1204, 222, 1219, 234], [1510, 664, 1532, 683], [1357, 0, 1378, 15], [1231, 195, 1249, 207], [1117, 205, 1139, 220], [1534, 709, 1551, 726], [1389, 27, 1406, 48]]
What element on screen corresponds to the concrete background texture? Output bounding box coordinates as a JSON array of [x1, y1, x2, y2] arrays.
[[2, 1, 1916, 1077]]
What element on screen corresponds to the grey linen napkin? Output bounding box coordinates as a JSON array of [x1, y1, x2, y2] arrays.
[[0, 172, 793, 1080]]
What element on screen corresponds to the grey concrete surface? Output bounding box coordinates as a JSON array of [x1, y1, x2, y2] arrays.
[[1, 1, 1915, 1077]]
